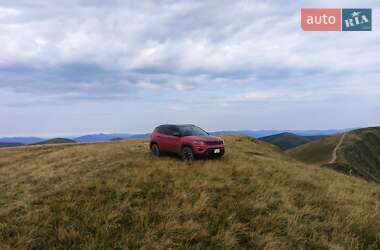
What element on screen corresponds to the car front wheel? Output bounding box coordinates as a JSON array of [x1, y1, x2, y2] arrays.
[[151, 143, 160, 157], [181, 146, 194, 161]]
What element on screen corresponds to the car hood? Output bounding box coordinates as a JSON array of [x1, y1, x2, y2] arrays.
[[184, 136, 222, 142]]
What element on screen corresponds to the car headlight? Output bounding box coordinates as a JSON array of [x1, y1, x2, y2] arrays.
[[193, 140, 205, 145]]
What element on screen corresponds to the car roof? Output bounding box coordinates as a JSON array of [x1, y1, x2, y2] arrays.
[[156, 124, 197, 129], [158, 124, 195, 127]]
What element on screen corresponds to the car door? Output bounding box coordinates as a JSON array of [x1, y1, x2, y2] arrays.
[[166, 126, 181, 153], [157, 125, 171, 152]]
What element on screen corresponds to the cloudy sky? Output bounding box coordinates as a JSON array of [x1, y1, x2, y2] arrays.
[[1, 0, 379, 137]]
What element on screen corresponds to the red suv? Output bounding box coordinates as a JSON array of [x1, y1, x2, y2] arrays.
[[150, 124, 225, 161]]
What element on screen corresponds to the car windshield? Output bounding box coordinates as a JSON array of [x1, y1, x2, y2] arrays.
[[180, 126, 209, 136]]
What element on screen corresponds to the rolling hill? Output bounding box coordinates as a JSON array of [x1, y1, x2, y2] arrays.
[[287, 127, 380, 183], [35, 138, 77, 145], [258, 132, 327, 150], [1, 135, 380, 249]]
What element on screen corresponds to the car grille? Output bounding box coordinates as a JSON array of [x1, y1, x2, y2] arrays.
[[205, 141, 223, 145]]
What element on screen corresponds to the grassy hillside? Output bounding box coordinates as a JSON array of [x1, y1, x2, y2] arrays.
[[287, 127, 380, 183], [1, 136, 380, 249], [258, 132, 327, 150], [287, 135, 341, 165], [338, 127, 380, 182]]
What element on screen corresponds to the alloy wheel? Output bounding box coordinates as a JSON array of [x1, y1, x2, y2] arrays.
[[181, 147, 194, 161]]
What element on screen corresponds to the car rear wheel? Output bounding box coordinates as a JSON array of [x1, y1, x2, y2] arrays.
[[181, 146, 194, 161], [151, 143, 160, 157]]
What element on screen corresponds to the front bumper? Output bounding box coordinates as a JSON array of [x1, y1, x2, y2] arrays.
[[192, 145, 225, 156]]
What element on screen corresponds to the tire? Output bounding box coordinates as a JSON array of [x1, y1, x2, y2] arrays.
[[150, 143, 160, 157], [181, 146, 194, 161]]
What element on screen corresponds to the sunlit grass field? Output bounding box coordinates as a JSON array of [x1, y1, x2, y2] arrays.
[[1, 136, 380, 249]]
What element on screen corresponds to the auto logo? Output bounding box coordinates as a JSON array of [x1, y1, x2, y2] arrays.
[[301, 8, 372, 32]]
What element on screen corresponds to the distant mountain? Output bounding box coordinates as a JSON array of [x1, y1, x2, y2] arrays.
[[287, 127, 380, 183], [0, 137, 44, 144], [210, 128, 350, 138], [0, 142, 24, 148], [286, 129, 353, 136], [0, 129, 350, 145], [210, 130, 281, 137], [74, 133, 131, 142], [75, 133, 150, 142], [0, 133, 150, 145], [36, 138, 76, 145], [125, 133, 150, 139], [258, 132, 328, 150]]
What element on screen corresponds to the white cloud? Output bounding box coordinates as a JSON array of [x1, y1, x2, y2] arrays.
[[0, 0, 379, 135]]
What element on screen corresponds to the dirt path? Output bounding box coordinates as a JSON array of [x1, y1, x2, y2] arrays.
[[329, 133, 347, 164]]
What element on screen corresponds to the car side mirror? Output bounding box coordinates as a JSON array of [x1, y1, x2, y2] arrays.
[[172, 132, 181, 137]]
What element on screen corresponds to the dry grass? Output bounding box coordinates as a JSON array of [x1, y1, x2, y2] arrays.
[[1, 136, 380, 249]]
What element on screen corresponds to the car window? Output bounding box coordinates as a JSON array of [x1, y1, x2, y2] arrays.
[[180, 126, 208, 136], [158, 126, 169, 135], [167, 125, 180, 136]]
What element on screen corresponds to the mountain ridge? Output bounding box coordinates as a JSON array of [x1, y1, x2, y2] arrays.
[[0, 128, 351, 144], [258, 132, 328, 150], [287, 127, 380, 183]]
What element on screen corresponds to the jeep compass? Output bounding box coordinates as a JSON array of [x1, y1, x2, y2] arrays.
[[150, 124, 225, 161]]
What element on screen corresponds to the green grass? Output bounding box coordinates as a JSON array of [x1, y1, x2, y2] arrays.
[[287, 127, 380, 183], [286, 135, 341, 165], [339, 128, 380, 181], [1, 136, 380, 249]]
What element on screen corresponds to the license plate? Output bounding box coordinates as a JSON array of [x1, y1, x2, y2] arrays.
[[214, 149, 220, 153]]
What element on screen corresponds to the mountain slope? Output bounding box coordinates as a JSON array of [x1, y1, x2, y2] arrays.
[[287, 127, 380, 183], [258, 132, 327, 150], [1, 135, 380, 249]]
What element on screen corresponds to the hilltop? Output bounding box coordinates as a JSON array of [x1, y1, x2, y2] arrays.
[[1, 135, 380, 249], [287, 127, 380, 183], [35, 138, 77, 145], [258, 132, 327, 150]]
